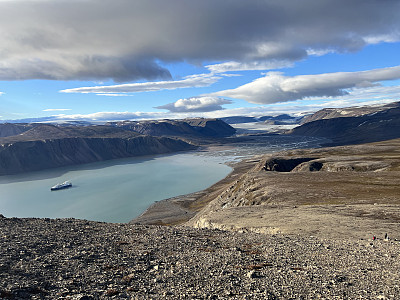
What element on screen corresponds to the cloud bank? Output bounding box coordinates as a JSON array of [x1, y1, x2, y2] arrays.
[[42, 108, 71, 112], [213, 66, 400, 104], [156, 97, 232, 112], [60, 74, 220, 94], [0, 0, 399, 81], [206, 60, 294, 73]]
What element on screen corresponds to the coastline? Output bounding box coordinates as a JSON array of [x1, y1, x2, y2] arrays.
[[130, 135, 328, 225], [130, 155, 258, 225], [134, 138, 400, 241]]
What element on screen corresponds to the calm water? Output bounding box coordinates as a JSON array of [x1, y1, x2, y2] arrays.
[[0, 135, 326, 223], [0, 153, 231, 223]]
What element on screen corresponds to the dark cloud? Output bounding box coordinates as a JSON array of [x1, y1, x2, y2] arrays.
[[0, 0, 399, 81]]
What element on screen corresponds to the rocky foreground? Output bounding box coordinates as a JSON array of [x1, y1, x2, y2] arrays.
[[1, 215, 400, 299]]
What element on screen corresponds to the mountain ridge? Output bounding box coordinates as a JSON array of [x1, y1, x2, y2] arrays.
[[289, 102, 400, 146]]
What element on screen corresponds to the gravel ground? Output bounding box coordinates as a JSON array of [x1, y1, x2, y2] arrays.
[[1, 215, 400, 299]]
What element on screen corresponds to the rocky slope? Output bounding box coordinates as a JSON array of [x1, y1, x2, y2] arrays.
[[186, 138, 400, 240], [1, 216, 400, 299], [0, 123, 36, 137], [0, 125, 195, 175], [0, 136, 194, 175], [107, 118, 236, 138], [300, 101, 400, 124], [289, 105, 400, 146], [0, 124, 141, 143]]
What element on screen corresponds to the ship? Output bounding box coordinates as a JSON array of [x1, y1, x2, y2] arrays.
[[50, 181, 72, 191]]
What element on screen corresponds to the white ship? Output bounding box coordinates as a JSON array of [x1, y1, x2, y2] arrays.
[[50, 181, 72, 191]]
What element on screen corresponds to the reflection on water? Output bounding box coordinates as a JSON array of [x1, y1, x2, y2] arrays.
[[0, 135, 326, 223]]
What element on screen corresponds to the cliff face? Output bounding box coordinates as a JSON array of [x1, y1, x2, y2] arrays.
[[0, 136, 195, 175]]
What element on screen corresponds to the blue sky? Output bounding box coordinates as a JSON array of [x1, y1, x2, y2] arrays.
[[0, 0, 400, 122]]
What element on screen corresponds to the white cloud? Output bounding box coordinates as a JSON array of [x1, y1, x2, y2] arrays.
[[60, 73, 221, 94], [213, 65, 400, 104], [53, 111, 164, 122], [0, 1, 399, 81], [156, 96, 232, 112], [42, 108, 71, 112], [0, 92, 4, 96], [95, 93, 132, 97], [306, 49, 336, 56], [206, 60, 294, 73]]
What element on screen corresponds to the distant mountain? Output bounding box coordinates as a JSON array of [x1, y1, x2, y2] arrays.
[[300, 101, 400, 124], [0, 124, 140, 143], [290, 104, 400, 146], [221, 114, 299, 125], [0, 123, 37, 137], [0, 119, 238, 174], [184, 118, 236, 137], [0, 124, 195, 175], [107, 118, 236, 138], [219, 116, 258, 124], [258, 114, 298, 122]]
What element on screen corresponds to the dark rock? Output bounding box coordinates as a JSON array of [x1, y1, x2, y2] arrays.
[[263, 157, 316, 172], [308, 161, 324, 171], [79, 296, 94, 300]]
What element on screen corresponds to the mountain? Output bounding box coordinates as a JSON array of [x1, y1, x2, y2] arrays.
[[0, 123, 37, 137], [289, 104, 400, 146], [258, 114, 298, 122], [221, 114, 299, 125], [0, 124, 141, 143], [219, 116, 259, 124], [107, 118, 236, 137], [300, 101, 400, 124], [0, 124, 195, 175], [184, 118, 236, 137]]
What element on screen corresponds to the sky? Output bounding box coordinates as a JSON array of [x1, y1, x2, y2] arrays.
[[0, 0, 400, 123]]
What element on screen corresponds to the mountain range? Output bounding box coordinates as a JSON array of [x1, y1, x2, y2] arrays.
[[0, 119, 236, 175]]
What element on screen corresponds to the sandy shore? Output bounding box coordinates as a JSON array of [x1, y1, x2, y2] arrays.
[[131, 156, 257, 225]]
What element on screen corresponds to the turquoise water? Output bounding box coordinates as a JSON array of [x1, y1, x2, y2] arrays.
[[0, 153, 231, 223], [0, 135, 326, 223]]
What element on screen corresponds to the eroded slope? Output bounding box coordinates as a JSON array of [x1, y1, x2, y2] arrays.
[[187, 139, 400, 240]]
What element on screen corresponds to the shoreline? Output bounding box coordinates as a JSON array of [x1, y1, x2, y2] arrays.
[[130, 155, 259, 225], [130, 135, 329, 225]]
